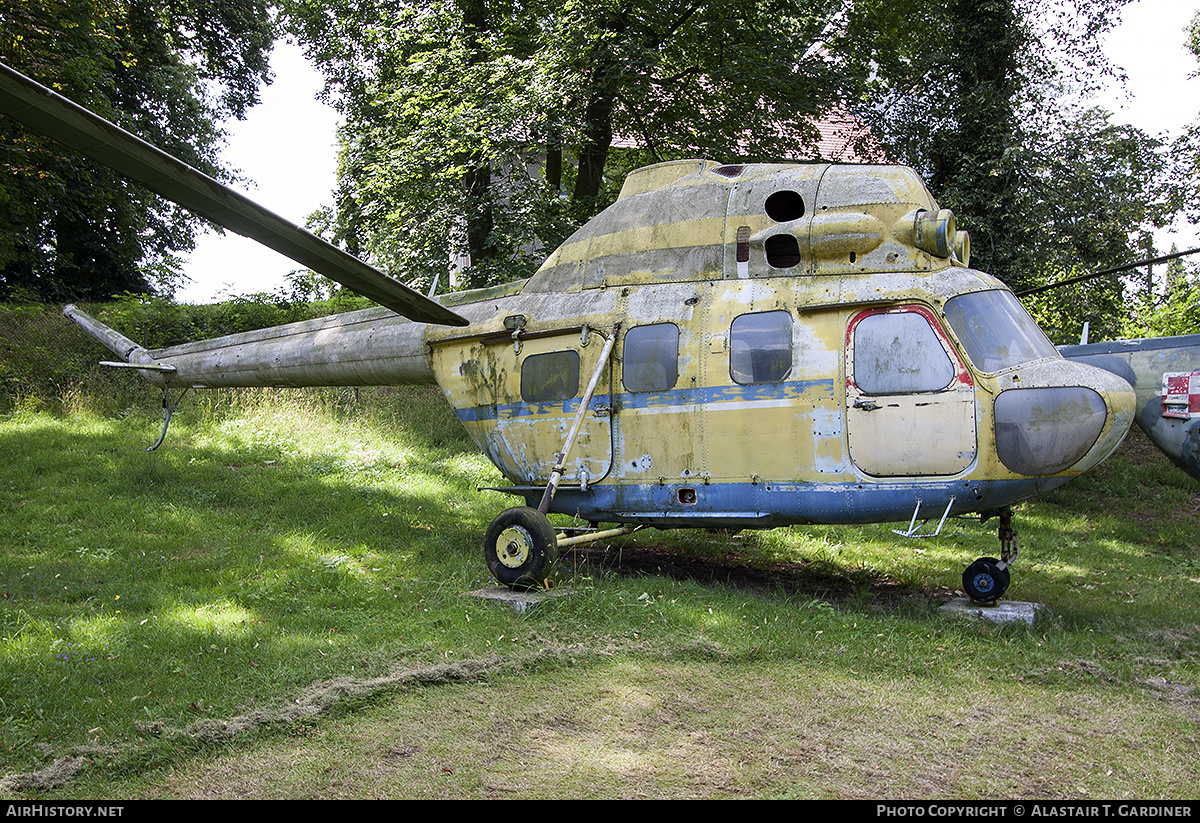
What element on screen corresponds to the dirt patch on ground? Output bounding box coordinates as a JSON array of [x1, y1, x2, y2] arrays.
[[0, 652, 594, 795], [152, 656, 1195, 800], [0, 757, 87, 794]]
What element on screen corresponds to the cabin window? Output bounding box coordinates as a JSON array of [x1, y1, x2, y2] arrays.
[[853, 311, 953, 394], [521, 350, 580, 402], [943, 290, 1059, 373], [730, 311, 793, 384], [623, 323, 679, 392]]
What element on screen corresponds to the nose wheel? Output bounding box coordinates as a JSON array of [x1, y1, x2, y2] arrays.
[[963, 507, 1018, 603], [962, 556, 1010, 602]]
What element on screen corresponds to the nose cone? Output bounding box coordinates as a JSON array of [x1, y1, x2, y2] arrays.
[[992, 360, 1135, 477]]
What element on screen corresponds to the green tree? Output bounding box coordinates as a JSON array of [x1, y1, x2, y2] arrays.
[[1089, 9, 1200, 341], [0, 0, 274, 302], [847, 0, 1184, 342], [1019, 109, 1176, 342], [285, 0, 872, 290], [1122, 256, 1200, 340], [1174, 11, 1200, 233], [850, 0, 1134, 278], [1104, 8, 1200, 341]]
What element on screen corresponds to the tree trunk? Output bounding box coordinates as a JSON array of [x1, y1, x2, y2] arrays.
[[457, 0, 495, 270], [573, 90, 616, 202]]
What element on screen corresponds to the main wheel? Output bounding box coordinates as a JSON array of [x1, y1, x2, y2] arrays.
[[483, 507, 558, 590], [962, 556, 1010, 602]]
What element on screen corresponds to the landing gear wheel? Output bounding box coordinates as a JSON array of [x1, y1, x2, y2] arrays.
[[962, 556, 1010, 602], [483, 506, 558, 590]]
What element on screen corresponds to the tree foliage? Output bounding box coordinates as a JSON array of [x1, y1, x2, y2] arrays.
[[844, 0, 1194, 342], [0, 0, 274, 302], [1174, 10, 1200, 233], [284, 0, 874, 289], [1018, 109, 1181, 342], [1121, 256, 1200, 340], [1105, 8, 1200, 341], [279, 0, 1194, 343]]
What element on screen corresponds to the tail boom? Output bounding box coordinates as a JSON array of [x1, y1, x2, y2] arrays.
[[63, 305, 436, 389]]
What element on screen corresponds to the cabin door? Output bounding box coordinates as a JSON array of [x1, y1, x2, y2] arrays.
[[845, 306, 977, 477], [487, 329, 614, 486]]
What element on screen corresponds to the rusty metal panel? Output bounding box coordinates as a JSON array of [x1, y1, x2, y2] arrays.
[[428, 293, 618, 487]]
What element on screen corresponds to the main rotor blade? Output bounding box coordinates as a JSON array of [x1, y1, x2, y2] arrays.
[[0, 62, 468, 327], [1017, 246, 1200, 298]]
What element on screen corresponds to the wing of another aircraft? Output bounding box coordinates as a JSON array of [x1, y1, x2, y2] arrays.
[[0, 61, 468, 327], [1019, 249, 1200, 482], [1060, 334, 1200, 481]]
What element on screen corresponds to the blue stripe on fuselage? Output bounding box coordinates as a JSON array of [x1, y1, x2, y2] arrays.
[[453, 378, 838, 423]]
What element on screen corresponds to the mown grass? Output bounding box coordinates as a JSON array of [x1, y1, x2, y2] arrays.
[[1, 382, 1199, 798]]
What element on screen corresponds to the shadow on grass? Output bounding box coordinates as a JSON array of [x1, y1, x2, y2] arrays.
[[6, 408, 1200, 788], [994, 427, 1200, 626], [563, 536, 946, 616], [560, 427, 1200, 627]]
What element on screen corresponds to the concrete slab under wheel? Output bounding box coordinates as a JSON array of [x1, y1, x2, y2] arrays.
[[941, 597, 1047, 627], [469, 585, 572, 613]]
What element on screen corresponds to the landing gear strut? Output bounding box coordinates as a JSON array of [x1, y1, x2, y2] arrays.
[[483, 325, 625, 590], [963, 507, 1019, 602]]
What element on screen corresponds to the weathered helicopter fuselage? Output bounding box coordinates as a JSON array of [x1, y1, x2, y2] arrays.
[[104, 159, 1135, 531], [0, 52, 1157, 594], [423, 161, 1134, 528]]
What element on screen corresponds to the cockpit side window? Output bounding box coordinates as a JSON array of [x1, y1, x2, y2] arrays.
[[943, 290, 1059, 373], [853, 311, 954, 394]]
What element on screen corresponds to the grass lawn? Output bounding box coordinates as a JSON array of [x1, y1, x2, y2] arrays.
[[2, 386, 1199, 799]]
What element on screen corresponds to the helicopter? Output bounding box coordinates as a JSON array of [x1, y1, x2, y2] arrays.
[[3, 60, 1184, 604], [1059, 333, 1200, 481]]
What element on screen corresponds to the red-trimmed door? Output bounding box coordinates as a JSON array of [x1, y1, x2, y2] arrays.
[[845, 305, 977, 477]]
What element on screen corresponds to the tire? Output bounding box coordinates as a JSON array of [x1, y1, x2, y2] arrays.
[[483, 507, 558, 590], [962, 556, 1010, 602]]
